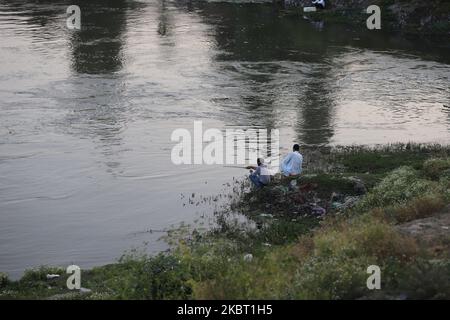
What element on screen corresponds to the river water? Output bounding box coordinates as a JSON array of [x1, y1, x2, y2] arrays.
[[0, 0, 449, 278]]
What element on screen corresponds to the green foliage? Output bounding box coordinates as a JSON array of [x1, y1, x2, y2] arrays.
[[382, 194, 446, 223], [313, 215, 418, 261], [21, 266, 65, 284], [187, 246, 295, 299], [0, 273, 8, 288], [393, 259, 450, 299], [338, 147, 428, 173], [86, 253, 192, 300], [423, 158, 450, 180], [356, 166, 440, 211], [300, 174, 357, 197], [290, 255, 371, 299], [252, 218, 319, 246]]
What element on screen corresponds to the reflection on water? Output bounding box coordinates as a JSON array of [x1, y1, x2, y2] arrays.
[[0, 0, 449, 277], [297, 64, 336, 145]]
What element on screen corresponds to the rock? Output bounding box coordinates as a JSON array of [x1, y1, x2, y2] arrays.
[[397, 211, 450, 244], [353, 181, 367, 195], [347, 176, 367, 195], [46, 274, 60, 280]]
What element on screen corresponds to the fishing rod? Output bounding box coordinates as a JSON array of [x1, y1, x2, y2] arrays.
[[223, 165, 249, 169]]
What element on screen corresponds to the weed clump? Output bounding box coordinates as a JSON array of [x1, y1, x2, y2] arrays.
[[423, 158, 450, 180], [356, 166, 441, 212]]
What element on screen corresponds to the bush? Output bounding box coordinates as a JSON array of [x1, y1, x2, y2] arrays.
[[356, 166, 439, 211], [251, 218, 319, 246], [394, 259, 450, 299], [21, 266, 64, 283], [88, 253, 193, 299], [286, 215, 419, 299], [190, 247, 295, 299], [423, 158, 450, 180], [385, 194, 446, 223], [0, 272, 9, 288], [291, 255, 371, 299], [313, 215, 418, 261], [13, 266, 67, 295]]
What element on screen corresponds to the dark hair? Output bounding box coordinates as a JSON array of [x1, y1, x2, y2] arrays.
[[293, 144, 300, 151]]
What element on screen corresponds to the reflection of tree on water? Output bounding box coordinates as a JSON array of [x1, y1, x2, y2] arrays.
[[1, 0, 65, 39], [64, 0, 133, 173], [157, 0, 169, 36], [0, 0, 138, 172], [155, 0, 177, 54], [68, 0, 130, 74], [296, 65, 335, 146], [193, 3, 336, 145], [444, 104, 450, 130]]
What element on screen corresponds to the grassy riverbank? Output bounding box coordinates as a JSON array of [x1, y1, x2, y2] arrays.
[[283, 0, 450, 36], [202, 1, 450, 36], [1, 143, 450, 299]]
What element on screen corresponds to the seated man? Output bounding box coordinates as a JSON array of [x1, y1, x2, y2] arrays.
[[247, 158, 271, 188], [280, 144, 303, 176], [312, 0, 326, 9]]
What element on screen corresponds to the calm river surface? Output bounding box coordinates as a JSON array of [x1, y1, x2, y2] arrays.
[[1, 0, 449, 278]]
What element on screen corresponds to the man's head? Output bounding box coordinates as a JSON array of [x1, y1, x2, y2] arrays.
[[293, 144, 300, 152], [257, 158, 264, 166]]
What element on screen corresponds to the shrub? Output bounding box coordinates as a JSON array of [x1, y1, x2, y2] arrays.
[[386, 194, 446, 223], [190, 247, 295, 299], [313, 215, 418, 261], [394, 259, 450, 299], [356, 166, 439, 211], [290, 255, 371, 299], [21, 266, 64, 283], [88, 253, 192, 299], [423, 158, 450, 180], [14, 266, 67, 295], [288, 215, 419, 299], [251, 218, 319, 246], [0, 272, 8, 288]]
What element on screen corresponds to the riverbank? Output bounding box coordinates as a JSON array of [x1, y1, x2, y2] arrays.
[[212, 0, 450, 36], [1, 143, 449, 299], [309, 0, 450, 36]]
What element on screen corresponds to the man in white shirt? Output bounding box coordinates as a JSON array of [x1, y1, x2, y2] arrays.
[[312, 0, 326, 9], [280, 144, 303, 176]]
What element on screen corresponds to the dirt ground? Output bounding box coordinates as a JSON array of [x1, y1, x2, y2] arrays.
[[397, 205, 450, 256]]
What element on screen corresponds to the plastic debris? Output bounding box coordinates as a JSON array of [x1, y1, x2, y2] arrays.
[[80, 287, 92, 294], [311, 205, 326, 216], [243, 253, 253, 262], [303, 6, 317, 12]]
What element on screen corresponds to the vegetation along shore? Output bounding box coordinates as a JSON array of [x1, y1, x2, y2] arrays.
[[214, 0, 450, 36], [1, 143, 450, 300]]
